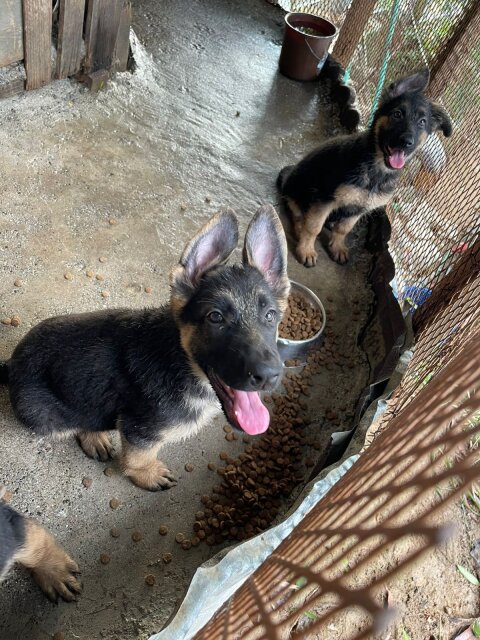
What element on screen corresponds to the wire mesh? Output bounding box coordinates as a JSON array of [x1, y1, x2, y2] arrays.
[[187, 1, 480, 637], [193, 335, 480, 638]]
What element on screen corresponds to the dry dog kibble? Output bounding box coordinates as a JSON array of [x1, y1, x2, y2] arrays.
[[278, 292, 322, 341], [145, 286, 153, 294], [158, 525, 168, 536], [104, 467, 114, 477], [145, 574, 156, 586], [225, 433, 234, 442], [101, 290, 110, 299], [131, 531, 143, 542], [207, 462, 216, 471], [52, 632, 65, 640], [2, 490, 13, 502], [191, 536, 200, 546], [82, 477, 93, 488], [181, 540, 192, 550], [14, 278, 23, 287], [86, 270, 94, 278], [109, 498, 120, 510], [110, 527, 121, 538], [10, 316, 21, 327], [223, 425, 232, 433], [1, 318, 12, 325], [219, 452, 228, 461], [162, 552, 172, 564], [100, 553, 110, 565], [99, 256, 107, 263], [96, 274, 105, 281], [184, 463, 194, 472], [175, 533, 185, 544], [108, 217, 118, 225], [64, 272, 74, 281]]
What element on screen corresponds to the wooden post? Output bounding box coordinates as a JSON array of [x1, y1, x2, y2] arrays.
[[84, 0, 123, 73], [332, 0, 377, 70], [0, 0, 24, 68], [22, 0, 52, 90], [429, 1, 480, 98], [56, 0, 86, 79], [113, 0, 132, 73]]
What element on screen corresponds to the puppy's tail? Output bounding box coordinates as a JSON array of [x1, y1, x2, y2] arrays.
[[276, 165, 293, 193], [0, 361, 9, 385]]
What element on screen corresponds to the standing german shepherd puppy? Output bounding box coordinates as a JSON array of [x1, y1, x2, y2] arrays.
[[0, 206, 289, 491], [277, 69, 452, 266], [0, 502, 81, 602]]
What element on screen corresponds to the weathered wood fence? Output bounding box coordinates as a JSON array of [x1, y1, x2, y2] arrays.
[[0, 0, 132, 98]]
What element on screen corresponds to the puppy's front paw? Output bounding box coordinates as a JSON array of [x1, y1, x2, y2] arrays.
[[328, 238, 349, 264], [296, 244, 317, 268], [32, 545, 82, 603], [77, 431, 115, 461], [126, 461, 177, 492]]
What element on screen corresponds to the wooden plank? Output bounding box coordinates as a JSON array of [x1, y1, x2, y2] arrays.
[[113, 0, 132, 72], [0, 76, 25, 99], [0, 0, 24, 68], [22, 0, 52, 90], [56, 0, 86, 79], [332, 0, 378, 69], [84, 0, 123, 73], [429, 1, 480, 98]]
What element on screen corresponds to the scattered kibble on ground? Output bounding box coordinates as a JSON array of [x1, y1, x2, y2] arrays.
[[99, 553, 110, 565], [10, 316, 21, 327], [104, 467, 114, 477], [184, 463, 194, 472], [131, 531, 143, 542], [82, 477, 93, 488], [110, 527, 121, 538], [162, 553, 172, 564], [158, 525, 168, 536], [14, 279, 23, 287], [109, 498, 120, 510], [64, 272, 74, 281], [145, 574, 156, 586]]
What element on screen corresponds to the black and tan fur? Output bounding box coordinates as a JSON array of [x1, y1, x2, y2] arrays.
[[0, 502, 81, 602], [277, 69, 452, 266], [0, 206, 289, 491]]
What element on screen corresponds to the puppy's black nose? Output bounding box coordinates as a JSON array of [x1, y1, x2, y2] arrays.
[[400, 134, 414, 148], [249, 365, 280, 390]]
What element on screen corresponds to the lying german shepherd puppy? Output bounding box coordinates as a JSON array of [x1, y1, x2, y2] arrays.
[[0, 501, 81, 602], [0, 206, 289, 491], [277, 69, 452, 266]]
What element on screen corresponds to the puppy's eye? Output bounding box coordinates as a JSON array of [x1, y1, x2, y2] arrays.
[[418, 117, 426, 128], [265, 310, 276, 322], [392, 109, 402, 119], [207, 311, 224, 324]]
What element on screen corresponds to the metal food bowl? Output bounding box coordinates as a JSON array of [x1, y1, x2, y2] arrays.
[[277, 280, 326, 365]]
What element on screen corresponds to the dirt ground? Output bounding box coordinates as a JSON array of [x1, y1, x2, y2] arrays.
[[0, 1, 478, 639]]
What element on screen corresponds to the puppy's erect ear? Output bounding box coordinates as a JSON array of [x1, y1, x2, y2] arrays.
[[431, 102, 452, 137], [243, 205, 290, 313], [170, 210, 239, 310], [383, 68, 430, 100]]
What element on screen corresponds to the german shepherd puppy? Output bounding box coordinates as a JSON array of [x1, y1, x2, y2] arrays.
[[0, 206, 289, 491], [277, 69, 452, 266], [0, 502, 81, 602]]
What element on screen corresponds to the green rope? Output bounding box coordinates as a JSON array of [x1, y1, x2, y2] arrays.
[[368, 0, 403, 126]]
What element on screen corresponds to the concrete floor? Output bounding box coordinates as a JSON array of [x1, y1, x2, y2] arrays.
[[0, 1, 377, 638]]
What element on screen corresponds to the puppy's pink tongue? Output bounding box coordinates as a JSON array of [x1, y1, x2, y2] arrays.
[[388, 149, 405, 169], [233, 390, 270, 435]]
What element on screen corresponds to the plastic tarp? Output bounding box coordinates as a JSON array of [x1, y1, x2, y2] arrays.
[[151, 455, 358, 640]]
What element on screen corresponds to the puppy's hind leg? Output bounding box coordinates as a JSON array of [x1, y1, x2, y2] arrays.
[[14, 517, 81, 602], [77, 431, 115, 461], [328, 213, 362, 264]]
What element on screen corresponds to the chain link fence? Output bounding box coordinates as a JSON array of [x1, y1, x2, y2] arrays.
[[189, 1, 480, 637]]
